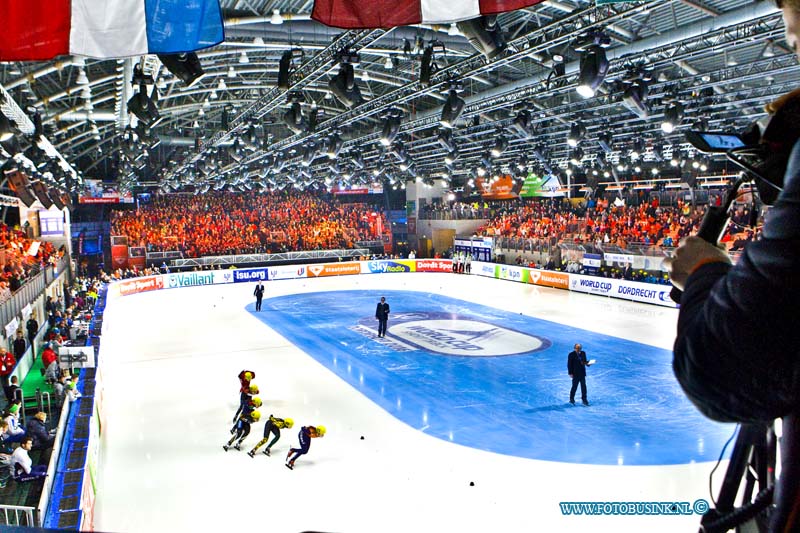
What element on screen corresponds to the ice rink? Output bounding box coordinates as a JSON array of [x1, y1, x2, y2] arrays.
[[93, 272, 734, 533]]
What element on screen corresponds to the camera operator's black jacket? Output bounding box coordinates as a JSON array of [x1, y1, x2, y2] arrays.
[[673, 142, 800, 423]]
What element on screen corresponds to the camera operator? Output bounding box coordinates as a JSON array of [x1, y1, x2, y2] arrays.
[[664, 3, 800, 531]]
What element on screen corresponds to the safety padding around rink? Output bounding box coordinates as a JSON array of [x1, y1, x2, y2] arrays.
[[105, 259, 677, 308], [43, 287, 106, 531]]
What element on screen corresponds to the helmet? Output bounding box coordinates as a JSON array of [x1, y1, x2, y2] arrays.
[[284, 417, 294, 429], [315, 425, 326, 437], [251, 397, 263, 407], [249, 385, 259, 395], [250, 410, 261, 421]]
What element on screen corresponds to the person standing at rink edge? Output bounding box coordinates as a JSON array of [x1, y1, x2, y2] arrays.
[[567, 343, 591, 406], [253, 281, 265, 311], [375, 296, 390, 338]]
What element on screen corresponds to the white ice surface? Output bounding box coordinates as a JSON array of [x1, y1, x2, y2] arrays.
[[93, 273, 722, 533]]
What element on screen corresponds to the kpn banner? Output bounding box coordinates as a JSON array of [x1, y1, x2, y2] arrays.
[[520, 173, 564, 198]]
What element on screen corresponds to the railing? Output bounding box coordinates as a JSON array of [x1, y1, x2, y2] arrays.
[[418, 207, 492, 220], [146, 250, 184, 263], [36, 396, 71, 527], [169, 248, 370, 268], [0, 505, 36, 527]]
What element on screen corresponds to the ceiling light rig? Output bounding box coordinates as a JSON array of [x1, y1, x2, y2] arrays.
[[440, 80, 465, 129], [574, 31, 611, 99], [661, 101, 685, 134], [566, 121, 586, 148], [329, 50, 364, 109], [379, 108, 402, 147]]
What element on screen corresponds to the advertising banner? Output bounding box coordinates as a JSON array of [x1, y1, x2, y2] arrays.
[[473, 261, 498, 278], [233, 268, 269, 283], [268, 265, 307, 281], [164, 270, 233, 289], [497, 264, 526, 283], [604, 252, 635, 265], [79, 179, 134, 204], [527, 269, 570, 289], [415, 259, 453, 272], [582, 253, 602, 268], [569, 274, 676, 308], [117, 276, 164, 296], [306, 262, 362, 278], [519, 173, 564, 198], [475, 175, 517, 200], [364, 260, 416, 274]]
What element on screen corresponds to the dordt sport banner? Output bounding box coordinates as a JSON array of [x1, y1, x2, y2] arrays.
[[312, 0, 545, 29], [0, 0, 224, 60]]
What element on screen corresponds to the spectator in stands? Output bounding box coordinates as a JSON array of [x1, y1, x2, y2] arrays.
[[12, 330, 26, 362], [3, 403, 25, 443], [0, 348, 14, 396], [26, 313, 39, 359], [5, 376, 19, 405], [66, 380, 81, 402], [10, 437, 47, 482], [26, 412, 54, 450], [52, 373, 67, 405], [41, 343, 59, 384], [0, 420, 13, 488]]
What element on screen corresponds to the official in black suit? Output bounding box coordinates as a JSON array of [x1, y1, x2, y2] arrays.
[[253, 282, 265, 311], [567, 343, 590, 406], [375, 297, 390, 337]]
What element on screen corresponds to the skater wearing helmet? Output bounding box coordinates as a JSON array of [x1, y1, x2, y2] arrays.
[[285, 425, 325, 470], [224, 410, 261, 451], [247, 415, 294, 457]]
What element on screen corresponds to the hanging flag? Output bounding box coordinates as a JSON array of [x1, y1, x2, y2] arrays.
[[0, 0, 224, 61], [312, 0, 545, 29]]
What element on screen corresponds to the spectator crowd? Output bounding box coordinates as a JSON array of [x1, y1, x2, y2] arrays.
[[475, 197, 761, 251], [111, 192, 390, 258], [0, 223, 64, 303]]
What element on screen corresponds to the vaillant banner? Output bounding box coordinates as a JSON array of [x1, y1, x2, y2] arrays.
[[165, 270, 234, 289]]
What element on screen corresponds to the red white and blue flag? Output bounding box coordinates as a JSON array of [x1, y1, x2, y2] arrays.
[[0, 0, 224, 61], [312, 0, 545, 29]]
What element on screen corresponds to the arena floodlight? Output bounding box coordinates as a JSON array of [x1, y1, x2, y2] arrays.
[[576, 46, 609, 99], [440, 89, 465, 129], [127, 82, 162, 127], [158, 53, 205, 87], [457, 15, 506, 59], [567, 122, 586, 148], [661, 102, 685, 134], [622, 81, 650, 119], [283, 102, 306, 135], [490, 135, 508, 158], [509, 109, 533, 139], [329, 63, 363, 109], [379, 110, 401, 147]]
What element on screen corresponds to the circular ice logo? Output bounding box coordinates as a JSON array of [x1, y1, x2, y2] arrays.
[[387, 315, 550, 356]]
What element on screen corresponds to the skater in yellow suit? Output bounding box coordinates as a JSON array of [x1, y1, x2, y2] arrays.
[[247, 415, 294, 457]]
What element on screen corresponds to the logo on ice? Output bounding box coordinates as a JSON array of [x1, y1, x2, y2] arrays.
[[359, 312, 551, 356]]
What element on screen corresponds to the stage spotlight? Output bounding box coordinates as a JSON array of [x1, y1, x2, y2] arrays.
[[127, 82, 161, 127], [379, 109, 401, 147], [325, 131, 343, 159], [661, 102, 684, 133], [278, 49, 304, 90], [158, 53, 204, 87], [283, 101, 307, 135], [490, 135, 508, 157], [509, 109, 533, 139], [566, 122, 586, 148], [457, 15, 506, 59], [622, 81, 650, 119], [329, 63, 363, 109], [576, 46, 609, 98], [440, 87, 465, 129]]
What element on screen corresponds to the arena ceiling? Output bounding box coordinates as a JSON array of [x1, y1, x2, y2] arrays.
[[0, 0, 793, 195]]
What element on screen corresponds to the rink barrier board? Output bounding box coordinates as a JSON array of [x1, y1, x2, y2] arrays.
[[44, 287, 107, 531], [106, 259, 677, 308]]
